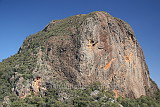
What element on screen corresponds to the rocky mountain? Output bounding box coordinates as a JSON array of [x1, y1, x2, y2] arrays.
[[0, 11, 158, 104]]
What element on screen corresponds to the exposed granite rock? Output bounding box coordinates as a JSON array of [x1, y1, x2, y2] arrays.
[[6, 11, 159, 98], [91, 90, 99, 96]]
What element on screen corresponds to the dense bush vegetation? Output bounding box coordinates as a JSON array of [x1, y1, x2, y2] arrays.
[[1, 83, 119, 107], [0, 82, 159, 107]]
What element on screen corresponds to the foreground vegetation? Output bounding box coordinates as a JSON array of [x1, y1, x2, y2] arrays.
[[0, 83, 160, 107]]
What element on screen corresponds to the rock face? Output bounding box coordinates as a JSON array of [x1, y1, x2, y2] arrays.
[[1, 11, 158, 99]]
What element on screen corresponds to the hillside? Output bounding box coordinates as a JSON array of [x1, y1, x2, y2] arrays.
[[0, 11, 159, 107]]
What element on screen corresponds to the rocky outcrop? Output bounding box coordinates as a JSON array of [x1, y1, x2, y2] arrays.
[[6, 11, 159, 99]]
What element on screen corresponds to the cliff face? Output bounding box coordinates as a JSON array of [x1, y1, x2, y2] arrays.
[[0, 11, 158, 99]]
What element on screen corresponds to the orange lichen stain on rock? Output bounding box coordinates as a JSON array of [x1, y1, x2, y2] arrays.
[[104, 58, 116, 70], [32, 77, 42, 94], [124, 53, 133, 62], [113, 89, 119, 98], [20, 95, 26, 99]]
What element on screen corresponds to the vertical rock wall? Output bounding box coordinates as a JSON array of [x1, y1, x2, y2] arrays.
[[14, 11, 158, 98]]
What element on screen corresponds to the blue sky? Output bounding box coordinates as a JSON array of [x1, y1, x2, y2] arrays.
[[0, 0, 159, 87]]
